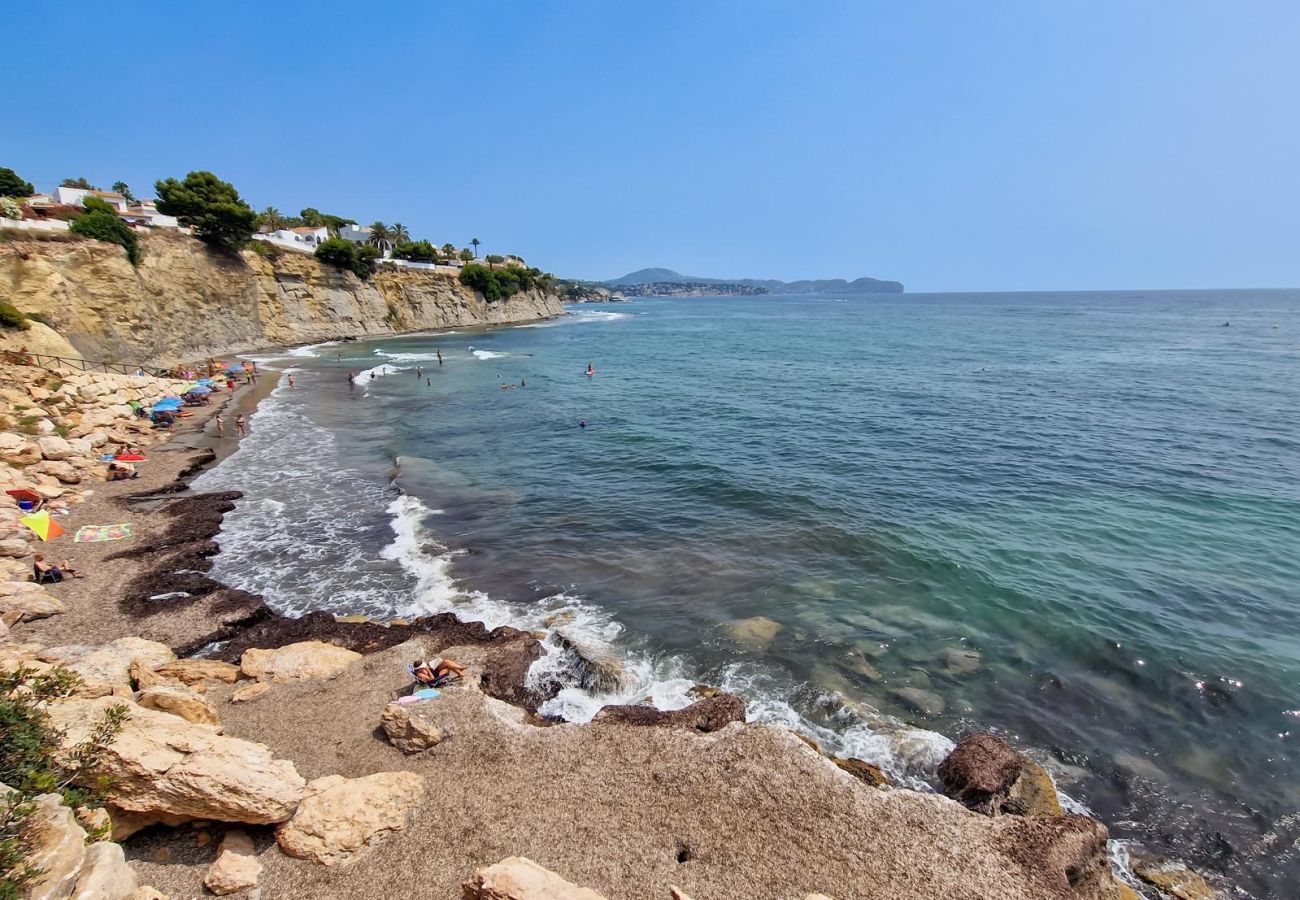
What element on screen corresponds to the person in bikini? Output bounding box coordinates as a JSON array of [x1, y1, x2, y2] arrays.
[[411, 657, 468, 687]]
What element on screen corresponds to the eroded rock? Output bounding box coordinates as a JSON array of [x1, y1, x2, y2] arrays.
[[381, 701, 446, 753], [938, 732, 1063, 817], [203, 829, 262, 896], [833, 757, 889, 787], [593, 694, 745, 734], [46, 698, 304, 825], [135, 684, 222, 727], [240, 640, 362, 682], [464, 856, 609, 899], [276, 772, 426, 865], [230, 682, 271, 703], [154, 658, 241, 686], [1131, 853, 1220, 900], [727, 615, 783, 650]]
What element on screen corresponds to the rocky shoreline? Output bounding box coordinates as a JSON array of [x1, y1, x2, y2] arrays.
[[0, 358, 1220, 899]]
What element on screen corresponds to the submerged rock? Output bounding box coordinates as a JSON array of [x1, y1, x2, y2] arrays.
[[890, 686, 946, 719], [1131, 852, 1221, 900], [727, 615, 783, 650], [464, 856, 609, 900], [593, 694, 745, 733], [941, 648, 982, 677]]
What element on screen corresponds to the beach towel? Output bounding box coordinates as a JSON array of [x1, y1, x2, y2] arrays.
[[396, 689, 441, 705], [74, 523, 134, 543]]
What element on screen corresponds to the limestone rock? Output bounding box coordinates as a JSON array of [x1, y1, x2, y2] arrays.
[[153, 658, 241, 686], [381, 701, 446, 753], [39, 460, 81, 484], [833, 756, 889, 787], [136, 684, 222, 727], [203, 830, 262, 895], [727, 615, 783, 650], [0, 536, 30, 557], [21, 792, 88, 900], [555, 628, 625, 692], [46, 698, 304, 825], [131, 888, 169, 900], [464, 856, 609, 900], [230, 682, 271, 703], [276, 772, 426, 865], [593, 694, 745, 734], [1131, 853, 1220, 900], [70, 840, 138, 900], [0, 583, 65, 620], [938, 732, 1063, 817], [37, 434, 74, 460], [41, 638, 176, 692], [240, 640, 362, 682]]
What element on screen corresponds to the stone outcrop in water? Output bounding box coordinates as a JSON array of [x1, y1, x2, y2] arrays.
[[938, 732, 1064, 817], [0, 231, 565, 365]]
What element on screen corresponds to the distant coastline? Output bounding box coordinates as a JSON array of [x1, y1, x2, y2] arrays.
[[604, 266, 904, 296]]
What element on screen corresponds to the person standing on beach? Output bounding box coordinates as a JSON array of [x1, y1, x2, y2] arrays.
[[416, 366, 422, 378], [436, 349, 443, 366], [235, 414, 247, 437], [215, 416, 225, 438]]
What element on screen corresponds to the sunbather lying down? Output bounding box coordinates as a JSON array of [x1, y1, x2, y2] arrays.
[[410, 657, 467, 687]]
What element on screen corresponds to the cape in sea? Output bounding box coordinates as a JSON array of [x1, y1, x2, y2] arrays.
[[194, 290, 1300, 898]]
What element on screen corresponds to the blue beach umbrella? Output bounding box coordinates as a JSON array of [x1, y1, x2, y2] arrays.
[[187, 386, 212, 395], [226, 364, 246, 374]]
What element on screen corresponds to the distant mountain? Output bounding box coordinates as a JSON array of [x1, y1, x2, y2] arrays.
[[605, 268, 903, 294]]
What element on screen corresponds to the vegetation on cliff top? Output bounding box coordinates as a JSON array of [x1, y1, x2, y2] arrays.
[[69, 196, 141, 266], [459, 262, 548, 301], [0, 168, 33, 198], [155, 171, 258, 252], [314, 237, 380, 278]]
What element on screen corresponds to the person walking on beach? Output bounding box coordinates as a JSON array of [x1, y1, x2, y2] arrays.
[[235, 414, 247, 437], [215, 416, 225, 438]]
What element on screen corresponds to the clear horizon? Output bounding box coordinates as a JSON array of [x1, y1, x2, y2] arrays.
[[10, 1, 1300, 292]]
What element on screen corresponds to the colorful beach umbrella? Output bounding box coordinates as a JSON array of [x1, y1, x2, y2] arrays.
[[187, 386, 212, 395], [226, 364, 245, 373], [20, 509, 64, 542]]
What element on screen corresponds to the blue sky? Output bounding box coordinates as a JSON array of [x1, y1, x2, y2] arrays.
[[9, 2, 1299, 291]]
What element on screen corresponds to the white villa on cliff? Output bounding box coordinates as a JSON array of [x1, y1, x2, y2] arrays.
[[4, 188, 181, 233]]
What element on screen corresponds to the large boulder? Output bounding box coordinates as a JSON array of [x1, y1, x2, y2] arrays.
[[727, 615, 783, 650], [203, 830, 262, 895], [593, 693, 746, 734], [464, 857, 609, 900], [240, 640, 362, 683], [381, 701, 446, 753], [937, 732, 1063, 817], [276, 772, 426, 865], [0, 582, 65, 621], [153, 658, 241, 687], [11, 788, 136, 900], [135, 684, 222, 727], [46, 698, 305, 825], [37, 435, 74, 461], [1130, 852, 1220, 900], [0, 537, 30, 558], [41, 638, 176, 693]]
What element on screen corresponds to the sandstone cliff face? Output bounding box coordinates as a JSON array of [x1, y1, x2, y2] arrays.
[[0, 232, 564, 365]]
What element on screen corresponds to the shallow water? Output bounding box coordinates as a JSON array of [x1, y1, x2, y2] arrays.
[[196, 291, 1300, 897]]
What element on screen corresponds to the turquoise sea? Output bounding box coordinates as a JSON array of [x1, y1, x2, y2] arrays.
[[196, 290, 1300, 897]]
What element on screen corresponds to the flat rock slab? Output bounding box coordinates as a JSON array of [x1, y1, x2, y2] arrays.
[[241, 640, 362, 682], [465, 856, 609, 900], [277, 771, 427, 865]]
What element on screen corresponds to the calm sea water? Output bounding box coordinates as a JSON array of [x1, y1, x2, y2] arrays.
[[196, 290, 1300, 897]]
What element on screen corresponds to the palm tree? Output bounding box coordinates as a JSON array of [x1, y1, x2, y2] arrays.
[[470, 237, 480, 258], [442, 242, 456, 255], [390, 223, 410, 244], [369, 221, 391, 253], [260, 206, 285, 232]]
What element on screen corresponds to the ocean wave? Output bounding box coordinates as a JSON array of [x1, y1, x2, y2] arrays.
[[374, 350, 443, 363], [518, 309, 631, 328], [470, 349, 507, 360]]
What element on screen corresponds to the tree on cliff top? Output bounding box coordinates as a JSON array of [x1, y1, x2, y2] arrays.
[[300, 208, 355, 234], [470, 237, 480, 258], [70, 196, 141, 266], [59, 177, 97, 190], [0, 168, 33, 198], [111, 181, 136, 203], [154, 171, 258, 252]]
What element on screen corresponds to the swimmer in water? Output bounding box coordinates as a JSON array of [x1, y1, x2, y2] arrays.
[[437, 349, 443, 366], [586, 362, 595, 376], [520, 378, 526, 388], [426, 378, 431, 386], [579, 419, 587, 428]]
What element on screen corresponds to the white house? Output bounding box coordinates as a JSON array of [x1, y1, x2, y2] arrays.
[[52, 187, 129, 210], [252, 225, 329, 254], [337, 224, 371, 245]]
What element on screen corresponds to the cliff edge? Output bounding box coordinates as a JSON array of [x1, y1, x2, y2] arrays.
[[0, 231, 564, 364]]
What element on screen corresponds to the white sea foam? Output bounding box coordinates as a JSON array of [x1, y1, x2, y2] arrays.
[[471, 349, 507, 360], [284, 340, 342, 358], [374, 350, 443, 363], [518, 309, 631, 328]]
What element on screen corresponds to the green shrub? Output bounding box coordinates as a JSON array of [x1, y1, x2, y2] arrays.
[[458, 263, 539, 302], [392, 240, 439, 263], [0, 666, 128, 896], [314, 238, 376, 279], [0, 301, 30, 331], [16, 416, 40, 435], [24, 312, 52, 328], [69, 199, 141, 267]]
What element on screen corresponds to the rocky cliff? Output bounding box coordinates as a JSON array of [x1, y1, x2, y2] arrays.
[[0, 232, 564, 365]]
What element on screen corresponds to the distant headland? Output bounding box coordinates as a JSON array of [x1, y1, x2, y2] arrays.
[[603, 267, 904, 297]]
